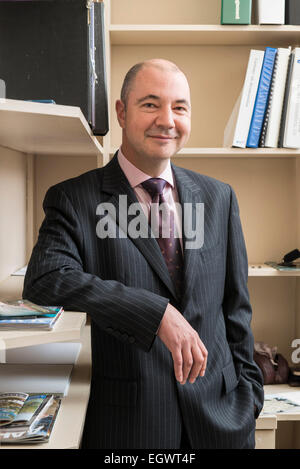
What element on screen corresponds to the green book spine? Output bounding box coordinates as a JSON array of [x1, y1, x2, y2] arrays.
[[221, 0, 252, 24]]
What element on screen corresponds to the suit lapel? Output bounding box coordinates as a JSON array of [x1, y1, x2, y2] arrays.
[[171, 163, 204, 310], [102, 154, 179, 301]]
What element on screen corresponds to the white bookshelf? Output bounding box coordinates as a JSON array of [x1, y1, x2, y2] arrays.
[[106, 0, 300, 449], [0, 99, 103, 157], [110, 24, 300, 46]]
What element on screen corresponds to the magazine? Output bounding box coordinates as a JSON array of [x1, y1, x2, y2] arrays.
[[0, 396, 61, 444], [265, 261, 300, 271], [0, 300, 61, 317], [0, 300, 63, 330], [0, 393, 53, 431], [262, 393, 300, 415]]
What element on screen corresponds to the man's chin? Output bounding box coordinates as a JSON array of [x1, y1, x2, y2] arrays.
[[146, 144, 180, 160]]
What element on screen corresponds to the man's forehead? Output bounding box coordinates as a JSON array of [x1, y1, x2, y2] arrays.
[[138, 63, 188, 83], [132, 66, 190, 98]]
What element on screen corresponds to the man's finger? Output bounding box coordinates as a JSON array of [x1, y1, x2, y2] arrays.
[[171, 348, 183, 383], [181, 345, 194, 384], [188, 344, 203, 383]]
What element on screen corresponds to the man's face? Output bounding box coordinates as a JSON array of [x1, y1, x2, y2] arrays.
[[116, 65, 191, 165]]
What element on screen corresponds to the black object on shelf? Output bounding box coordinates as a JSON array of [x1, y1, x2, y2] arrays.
[[0, 0, 108, 136], [285, 0, 300, 25], [288, 367, 300, 387], [279, 249, 300, 267]]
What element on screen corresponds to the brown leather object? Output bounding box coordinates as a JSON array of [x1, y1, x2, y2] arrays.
[[254, 351, 290, 385]]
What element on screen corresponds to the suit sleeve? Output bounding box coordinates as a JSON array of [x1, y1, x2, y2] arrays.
[[23, 184, 169, 353], [222, 185, 264, 418]]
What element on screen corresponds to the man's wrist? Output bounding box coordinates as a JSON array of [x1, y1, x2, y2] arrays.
[[156, 302, 169, 335]]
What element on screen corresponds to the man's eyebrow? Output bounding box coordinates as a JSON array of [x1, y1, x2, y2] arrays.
[[136, 95, 190, 108], [136, 94, 160, 104]]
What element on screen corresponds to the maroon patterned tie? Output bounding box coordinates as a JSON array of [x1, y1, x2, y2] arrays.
[[141, 178, 183, 297]]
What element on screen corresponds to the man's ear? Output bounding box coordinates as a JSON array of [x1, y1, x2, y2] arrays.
[[115, 99, 126, 129]]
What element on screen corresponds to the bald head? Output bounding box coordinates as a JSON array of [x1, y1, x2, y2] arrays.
[[120, 59, 188, 107]]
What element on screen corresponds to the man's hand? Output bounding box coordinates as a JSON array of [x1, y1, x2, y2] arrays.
[[157, 303, 208, 385]]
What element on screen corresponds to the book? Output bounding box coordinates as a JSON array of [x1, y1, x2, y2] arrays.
[[0, 396, 61, 444], [246, 47, 277, 148], [282, 48, 300, 149], [255, 0, 285, 24], [0, 364, 73, 397], [0, 312, 62, 330], [223, 49, 264, 148], [285, 0, 300, 25], [0, 393, 53, 431], [278, 52, 295, 147], [221, 0, 252, 25], [261, 47, 291, 148]]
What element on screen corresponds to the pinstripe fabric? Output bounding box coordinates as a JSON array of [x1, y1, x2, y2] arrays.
[[23, 153, 264, 449]]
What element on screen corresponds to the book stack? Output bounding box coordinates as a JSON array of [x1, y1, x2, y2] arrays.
[[0, 300, 63, 330], [0, 392, 61, 444], [224, 46, 300, 149]]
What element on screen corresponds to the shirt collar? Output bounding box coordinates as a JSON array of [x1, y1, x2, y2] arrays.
[[117, 147, 174, 189]]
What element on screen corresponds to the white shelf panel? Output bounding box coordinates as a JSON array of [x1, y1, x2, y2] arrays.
[[110, 24, 300, 46], [176, 148, 300, 158], [0, 99, 103, 157], [111, 147, 300, 158], [248, 264, 300, 277], [0, 312, 86, 351]]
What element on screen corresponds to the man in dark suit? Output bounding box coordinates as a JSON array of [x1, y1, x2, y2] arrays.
[[23, 59, 264, 449]]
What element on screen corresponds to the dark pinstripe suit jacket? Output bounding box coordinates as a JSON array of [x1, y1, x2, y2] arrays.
[[23, 153, 264, 449]]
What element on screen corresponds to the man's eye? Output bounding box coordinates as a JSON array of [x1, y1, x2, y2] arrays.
[[143, 103, 156, 108], [175, 106, 187, 112]]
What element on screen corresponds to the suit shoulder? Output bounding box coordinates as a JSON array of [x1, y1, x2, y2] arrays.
[[47, 166, 104, 196], [174, 165, 231, 195]]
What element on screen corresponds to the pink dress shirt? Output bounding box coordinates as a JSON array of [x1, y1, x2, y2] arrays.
[[117, 148, 183, 253]]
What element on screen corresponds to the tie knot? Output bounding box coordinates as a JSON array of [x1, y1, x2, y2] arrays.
[[141, 178, 167, 200]]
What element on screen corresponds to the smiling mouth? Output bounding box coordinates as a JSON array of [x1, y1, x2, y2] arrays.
[[147, 135, 177, 140]]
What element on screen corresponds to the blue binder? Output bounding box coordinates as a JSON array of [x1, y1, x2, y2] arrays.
[[247, 47, 277, 148]]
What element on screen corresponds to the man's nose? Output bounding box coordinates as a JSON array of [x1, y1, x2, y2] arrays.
[[155, 106, 175, 128]]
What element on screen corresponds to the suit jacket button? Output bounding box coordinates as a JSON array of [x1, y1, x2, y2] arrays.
[[106, 327, 113, 333], [122, 333, 128, 340], [129, 336, 135, 343]]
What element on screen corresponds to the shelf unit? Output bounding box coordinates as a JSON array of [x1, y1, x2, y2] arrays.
[[0, 99, 101, 448], [103, 0, 300, 449]]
